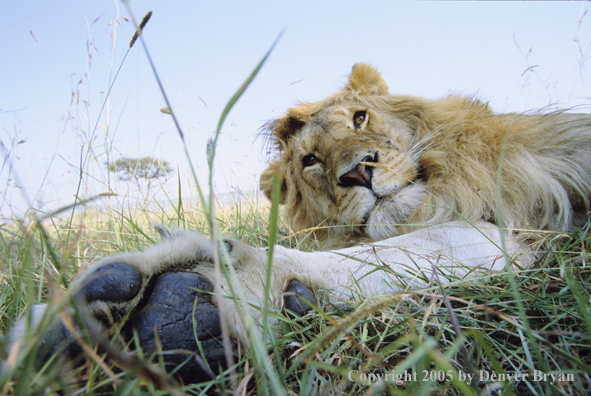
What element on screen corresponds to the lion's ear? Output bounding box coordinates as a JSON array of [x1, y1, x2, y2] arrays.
[[266, 113, 306, 147], [260, 160, 287, 204], [346, 63, 389, 95], [153, 223, 175, 240]]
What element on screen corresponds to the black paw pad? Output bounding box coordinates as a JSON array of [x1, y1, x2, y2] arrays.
[[78, 262, 141, 303], [284, 280, 316, 316], [129, 272, 235, 383]]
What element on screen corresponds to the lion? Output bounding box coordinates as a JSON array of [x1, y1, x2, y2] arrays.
[[260, 63, 591, 247], [3, 64, 590, 386]]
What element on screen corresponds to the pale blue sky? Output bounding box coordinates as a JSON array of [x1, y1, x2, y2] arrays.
[[1, 1, 590, 218]]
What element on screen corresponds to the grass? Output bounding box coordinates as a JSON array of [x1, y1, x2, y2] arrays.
[[1, 5, 591, 395], [1, 199, 591, 395]]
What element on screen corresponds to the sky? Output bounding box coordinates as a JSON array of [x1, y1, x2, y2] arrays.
[[1, 1, 590, 220]]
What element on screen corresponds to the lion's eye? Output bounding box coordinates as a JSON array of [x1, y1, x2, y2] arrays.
[[353, 111, 367, 129], [302, 154, 319, 167]]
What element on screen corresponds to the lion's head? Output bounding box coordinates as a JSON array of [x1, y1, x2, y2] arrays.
[[260, 63, 591, 247], [260, 64, 428, 245]]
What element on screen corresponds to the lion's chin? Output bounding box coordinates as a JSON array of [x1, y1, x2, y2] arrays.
[[363, 182, 426, 241]]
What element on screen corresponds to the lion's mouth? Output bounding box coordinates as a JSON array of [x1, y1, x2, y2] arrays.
[[359, 182, 416, 225]]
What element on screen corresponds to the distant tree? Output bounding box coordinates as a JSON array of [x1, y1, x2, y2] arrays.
[[107, 157, 173, 182]]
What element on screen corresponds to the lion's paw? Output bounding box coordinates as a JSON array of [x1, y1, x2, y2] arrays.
[[5, 229, 328, 385], [26, 240, 234, 384]]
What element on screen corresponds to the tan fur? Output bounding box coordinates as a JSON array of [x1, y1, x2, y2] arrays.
[[261, 64, 591, 247]]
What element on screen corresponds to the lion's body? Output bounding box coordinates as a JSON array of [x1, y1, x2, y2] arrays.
[[261, 64, 591, 247], [402, 98, 591, 234]]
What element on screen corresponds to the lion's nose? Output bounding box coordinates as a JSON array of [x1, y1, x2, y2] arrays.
[[338, 154, 376, 189]]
